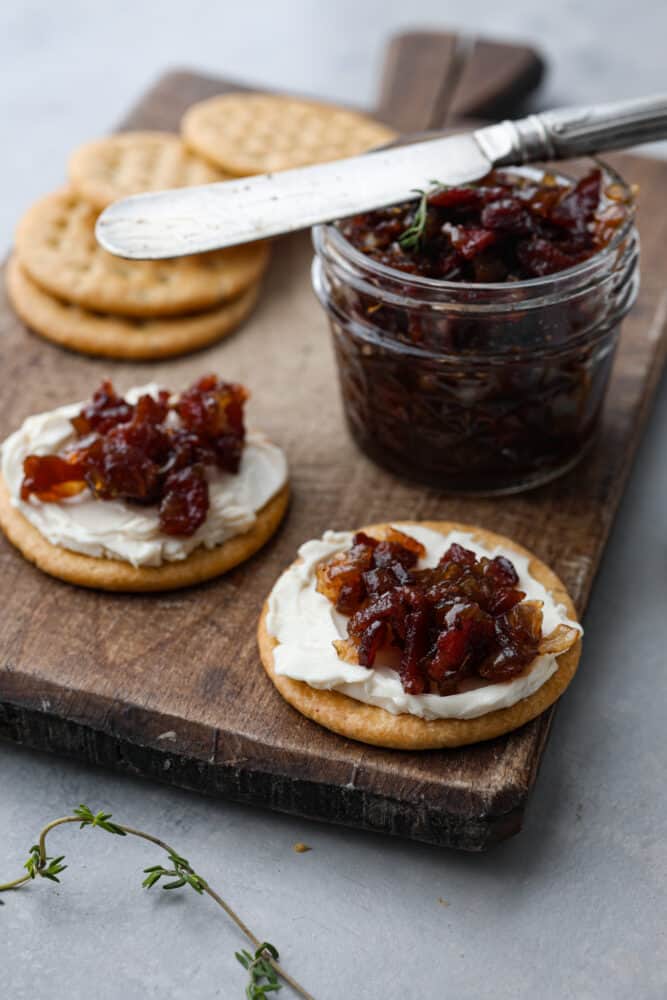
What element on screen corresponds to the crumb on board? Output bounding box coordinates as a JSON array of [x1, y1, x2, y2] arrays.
[[437, 897, 450, 907], [293, 842, 312, 854]]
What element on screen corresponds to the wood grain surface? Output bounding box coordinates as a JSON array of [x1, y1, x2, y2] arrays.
[[1, 39, 666, 851]]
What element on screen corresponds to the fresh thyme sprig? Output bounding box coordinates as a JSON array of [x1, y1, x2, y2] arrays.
[[0, 804, 313, 1000], [397, 180, 445, 251]]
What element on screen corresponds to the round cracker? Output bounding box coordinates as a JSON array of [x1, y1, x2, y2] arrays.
[[182, 92, 396, 175], [258, 521, 582, 749], [6, 255, 261, 361], [68, 131, 230, 211], [0, 476, 288, 592], [15, 188, 269, 318]]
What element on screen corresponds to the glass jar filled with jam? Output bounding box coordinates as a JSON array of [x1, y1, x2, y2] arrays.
[[312, 162, 639, 494]]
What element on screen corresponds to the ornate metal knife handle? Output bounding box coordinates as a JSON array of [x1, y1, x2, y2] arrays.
[[475, 93, 667, 165]]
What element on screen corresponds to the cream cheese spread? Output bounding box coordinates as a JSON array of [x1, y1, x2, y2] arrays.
[[1, 384, 287, 568], [266, 524, 581, 720]]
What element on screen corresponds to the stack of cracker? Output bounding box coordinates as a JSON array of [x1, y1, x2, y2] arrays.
[[7, 95, 395, 361], [7, 132, 268, 360]]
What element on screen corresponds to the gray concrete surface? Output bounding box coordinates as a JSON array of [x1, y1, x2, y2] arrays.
[[1, 2, 666, 998]]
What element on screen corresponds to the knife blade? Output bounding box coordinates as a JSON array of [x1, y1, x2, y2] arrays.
[[95, 131, 493, 260], [96, 94, 667, 260]]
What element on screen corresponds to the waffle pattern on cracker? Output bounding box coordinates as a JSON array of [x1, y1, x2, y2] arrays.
[[182, 93, 396, 174], [68, 131, 230, 211]]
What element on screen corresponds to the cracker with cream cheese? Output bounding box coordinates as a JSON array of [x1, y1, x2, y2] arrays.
[[258, 521, 581, 749]]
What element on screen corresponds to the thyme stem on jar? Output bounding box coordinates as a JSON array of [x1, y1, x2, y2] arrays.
[[398, 180, 444, 250], [0, 804, 314, 1000]]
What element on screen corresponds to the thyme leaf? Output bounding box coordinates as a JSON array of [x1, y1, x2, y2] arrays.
[[236, 943, 282, 998], [142, 850, 208, 894], [73, 804, 126, 836], [23, 845, 66, 882], [397, 189, 429, 251], [397, 180, 447, 252]]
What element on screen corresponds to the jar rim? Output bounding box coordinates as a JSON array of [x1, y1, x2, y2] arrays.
[[313, 158, 636, 297]]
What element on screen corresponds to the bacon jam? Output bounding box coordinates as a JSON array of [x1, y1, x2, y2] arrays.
[[339, 168, 627, 282], [313, 163, 639, 493], [20, 375, 248, 537], [316, 528, 578, 696]]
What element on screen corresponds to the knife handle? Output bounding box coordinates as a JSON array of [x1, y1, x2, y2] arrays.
[[475, 93, 667, 165]]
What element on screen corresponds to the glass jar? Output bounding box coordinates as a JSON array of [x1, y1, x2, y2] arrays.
[[311, 162, 639, 494]]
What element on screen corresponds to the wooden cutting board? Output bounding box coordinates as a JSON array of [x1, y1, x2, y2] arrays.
[[1, 35, 666, 851]]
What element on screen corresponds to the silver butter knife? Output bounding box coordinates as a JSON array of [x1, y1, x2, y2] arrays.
[[96, 94, 667, 260]]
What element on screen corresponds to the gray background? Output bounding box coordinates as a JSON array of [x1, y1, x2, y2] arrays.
[[1, 2, 666, 998]]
